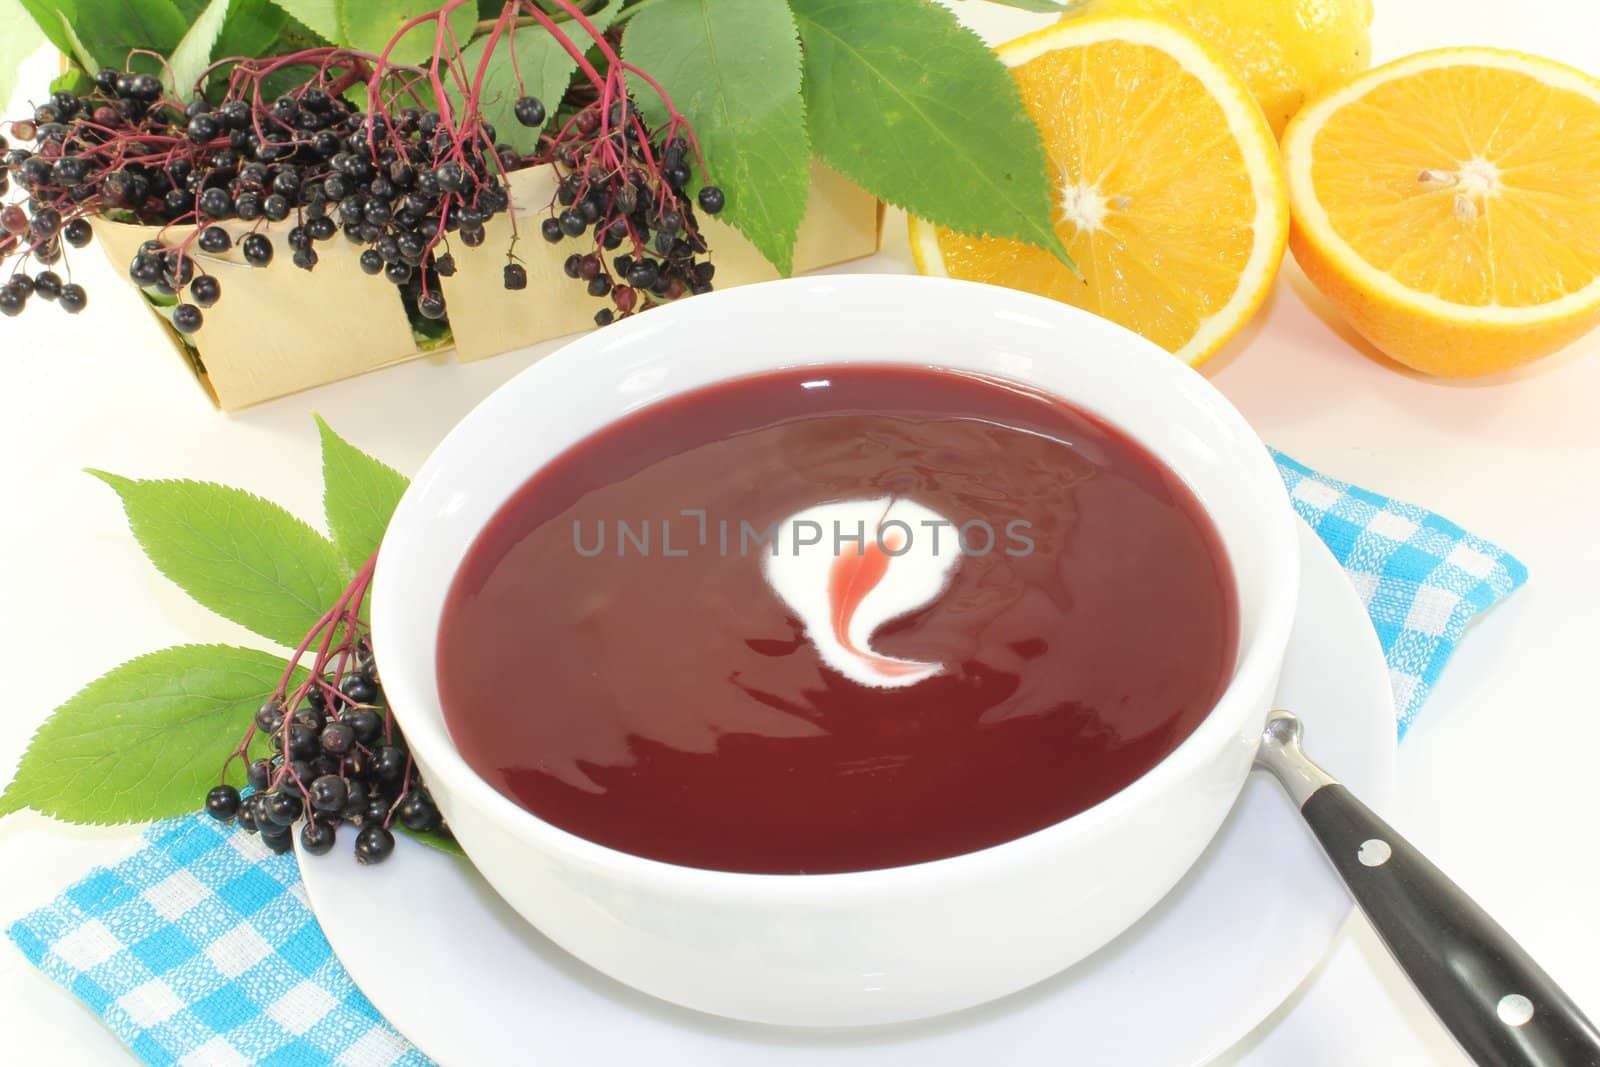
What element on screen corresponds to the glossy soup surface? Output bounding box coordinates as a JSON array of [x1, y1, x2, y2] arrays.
[[437, 365, 1238, 874]]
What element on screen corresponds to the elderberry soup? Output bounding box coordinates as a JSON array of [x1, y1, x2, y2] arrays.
[[436, 365, 1238, 875]]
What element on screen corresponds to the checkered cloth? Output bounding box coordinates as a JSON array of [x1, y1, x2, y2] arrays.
[[7, 817, 430, 1066], [1274, 451, 1527, 735], [5, 454, 1527, 1065]]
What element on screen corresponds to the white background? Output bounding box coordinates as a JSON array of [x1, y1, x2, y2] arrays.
[[1, 1, 1597, 1062]]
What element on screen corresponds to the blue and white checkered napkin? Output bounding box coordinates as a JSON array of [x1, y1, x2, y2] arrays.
[[1273, 451, 1528, 736], [8, 817, 430, 1067], [6, 454, 1528, 1066]]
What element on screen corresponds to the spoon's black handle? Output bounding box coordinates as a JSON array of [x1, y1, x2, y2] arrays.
[[1301, 783, 1600, 1066]]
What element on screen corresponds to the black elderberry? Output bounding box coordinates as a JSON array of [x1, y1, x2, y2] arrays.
[[558, 208, 586, 237], [191, 275, 221, 307], [172, 304, 203, 333], [33, 271, 62, 300], [261, 824, 294, 854], [292, 246, 319, 271], [294, 704, 327, 732], [262, 194, 291, 221], [307, 216, 337, 242], [359, 249, 383, 275], [417, 291, 447, 320], [460, 224, 486, 248], [503, 263, 527, 290], [341, 779, 371, 822], [242, 234, 274, 266], [205, 784, 241, 821], [0, 287, 24, 317], [30, 207, 60, 238], [127, 74, 161, 101], [263, 789, 303, 826], [198, 187, 233, 220], [286, 722, 319, 760], [665, 162, 691, 189], [385, 261, 412, 285], [18, 156, 52, 188], [58, 284, 87, 313], [372, 745, 407, 782], [434, 161, 465, 192], [198, 226, 231, 254], [563, 253, 582, 279], [397, 789, 441, 832], [321, 721, 355, 755], [626, 261, 659, 290], [188, 114, 219, 143], [697, 185, 725, 214], [300, 818, 337, 856], [165, 252, 196, 287], [354, 824, 396, 865], [235, 192, 263, 221], [396, 231, 425, 262], [594, 308, 614, 326], [541, 217, 564, 243], [344, 707, 383, 745], [128, 253, 162, 285], [587, 275, 611, 297], [363, 793, 391, 826], [248, 758, 273, 791], [53, 157, 87, 186], [255, 698, 284, 732], [434, 253, 457, 277], [236, 795, 261, 834], [308, 775, 348, 814]]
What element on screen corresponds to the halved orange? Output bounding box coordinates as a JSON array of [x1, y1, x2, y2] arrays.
[[1283, 48, 1600, 376], [910, 16, 1288, 366]]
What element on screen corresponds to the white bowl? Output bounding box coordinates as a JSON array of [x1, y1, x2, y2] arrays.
[[372, 275, 1300, 1028]]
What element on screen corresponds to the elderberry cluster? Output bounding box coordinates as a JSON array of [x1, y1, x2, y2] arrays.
[[203, 642, 445, 865], [537, 98, 724, 326], [4, 59, 728, 332]]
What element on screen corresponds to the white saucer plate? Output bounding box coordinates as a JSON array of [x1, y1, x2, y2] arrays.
[[301, 519, 1396, 1065]]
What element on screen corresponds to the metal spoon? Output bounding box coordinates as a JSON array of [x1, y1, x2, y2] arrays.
[[1256, 710, 1600, 1066]]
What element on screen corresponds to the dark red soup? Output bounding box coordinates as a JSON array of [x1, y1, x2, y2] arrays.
[[437, 365, 1238, 874]]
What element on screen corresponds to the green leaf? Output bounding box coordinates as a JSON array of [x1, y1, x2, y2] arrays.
[[50, 66, 95, 97], [0, 646, 295, 824], [0, 0, 48, 110], [266, 0, 338, 45], [72, 0, 190, 75], [56, 12, 103, 74], [166, 0, 232, 99], [215, 0, 325, 59], [316, 416, 410, 571], [269, 0, 479, 66], [790, 0, 1070, 263], [450, 0, 623, 155], [623, 0, 810, 274], [89, 471, 350, 648], [398, 823, 465, 856]]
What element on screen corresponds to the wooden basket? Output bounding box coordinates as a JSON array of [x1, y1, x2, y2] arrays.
[[92, 165, 881, 410]]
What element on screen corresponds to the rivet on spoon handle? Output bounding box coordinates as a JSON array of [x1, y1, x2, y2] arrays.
[[1256, 711, 1600, 1067]]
